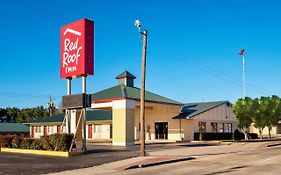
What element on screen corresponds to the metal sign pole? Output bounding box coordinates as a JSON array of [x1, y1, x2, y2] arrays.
[[66, 78, 72, 133], [82, 76, 87, 152]]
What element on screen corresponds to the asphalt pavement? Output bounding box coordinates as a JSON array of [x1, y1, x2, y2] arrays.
[[0, 142, 211, 175]]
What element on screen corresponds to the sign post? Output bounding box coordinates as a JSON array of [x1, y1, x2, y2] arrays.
[[60, 18, 94, 153]]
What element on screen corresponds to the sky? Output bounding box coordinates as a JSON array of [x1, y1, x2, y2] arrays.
[[1, 0, 281, 108]]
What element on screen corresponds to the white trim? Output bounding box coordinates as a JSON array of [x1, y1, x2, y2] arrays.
[[112, 142, 135, 146], [112, 99, 135, 109], [91, 102, 113, 109]]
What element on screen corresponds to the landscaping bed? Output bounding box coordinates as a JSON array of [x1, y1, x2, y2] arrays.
[[0, 133, 79, 157]]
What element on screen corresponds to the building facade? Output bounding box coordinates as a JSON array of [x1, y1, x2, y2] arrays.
[[28, 110, 112, 140], [27, 71, 238, 146], [173, 101, 238, 140]]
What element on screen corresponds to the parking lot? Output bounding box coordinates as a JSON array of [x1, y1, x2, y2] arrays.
[[0, 142, 212, 175]]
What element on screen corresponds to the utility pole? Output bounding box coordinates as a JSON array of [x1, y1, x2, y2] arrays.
[[134, 19, 147, 157], [48, 96, 55, 116]]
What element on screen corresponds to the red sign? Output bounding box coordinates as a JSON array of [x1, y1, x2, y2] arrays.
[[60, 18, 94, 78]]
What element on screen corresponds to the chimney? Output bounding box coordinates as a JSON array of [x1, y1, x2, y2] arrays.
[[115, 71, 136, 87]]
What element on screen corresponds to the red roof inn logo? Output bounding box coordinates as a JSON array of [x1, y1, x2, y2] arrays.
[[60, 18, 94, 79]]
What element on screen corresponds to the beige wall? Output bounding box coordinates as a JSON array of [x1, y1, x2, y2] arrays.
[[193, 103, 238, 133], [181, 119, 195, 141], [86, 122, 111, 140], [249, 124, 281, 136], [134, 103, 238, 141], [134, 103, 182, 141]]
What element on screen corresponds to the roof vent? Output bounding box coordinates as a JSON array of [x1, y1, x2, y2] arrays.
[[115, 71, 136, 87]]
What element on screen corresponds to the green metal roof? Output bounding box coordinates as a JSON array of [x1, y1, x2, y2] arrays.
[[116, 71, 136, 79], [28, 110, 112, 124], [173, 101, 230, 119], [92, 84, 182, 105], [0, 123, 30, 133]]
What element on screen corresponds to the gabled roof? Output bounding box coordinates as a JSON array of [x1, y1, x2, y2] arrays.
[[0, 123, 30, 133], [28, 110, 112, 124], [173, 101, 230, 119], [116, 71, 136, 79], [91, 84, 182, 106]]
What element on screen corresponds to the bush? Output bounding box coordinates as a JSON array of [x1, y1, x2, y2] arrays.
[[194, 132, 259, 141], [248, 133, 258, 139], [49, 134, 60, 151], [11, 136, 22, 148], [31, 139, 43, 150], [20, 138, 34, 149], [0, 136, 13, 148], [233, 129, 243, 141], [232, 129, 258, 141], [58, 133, 74, 151], [194, 132, 233, 141], [40, 136, 53, 150], [0, 133, 74, 152]]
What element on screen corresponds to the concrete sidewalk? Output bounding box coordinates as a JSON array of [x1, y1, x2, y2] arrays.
[[45, 156, 193, 175]]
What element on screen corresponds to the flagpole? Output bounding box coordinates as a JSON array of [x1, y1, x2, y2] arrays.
[[242, 54, 246, 99]]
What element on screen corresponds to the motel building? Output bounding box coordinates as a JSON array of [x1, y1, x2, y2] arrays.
[[28, 71, 238, 146]]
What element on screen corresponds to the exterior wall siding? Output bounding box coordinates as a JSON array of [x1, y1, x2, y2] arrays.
[[193, 104, 238, 133]]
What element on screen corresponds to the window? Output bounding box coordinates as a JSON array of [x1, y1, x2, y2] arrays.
[[94, 125, 102, 133], [211, 122, 217, 132], [48, 126, 54, 134], [35, 126, 41, 133], [198, 122, 206, 133], [219, 123, 224, 133], [226, 123, 232, 133]]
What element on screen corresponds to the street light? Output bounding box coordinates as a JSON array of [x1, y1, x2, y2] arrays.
[[134, 19, 148, 157]]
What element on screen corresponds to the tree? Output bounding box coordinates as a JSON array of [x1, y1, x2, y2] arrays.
[[253, 97, 269, 139], [233, 97, 254, 140], [0, 107, 19, 123], [266, 95, 281, 139]]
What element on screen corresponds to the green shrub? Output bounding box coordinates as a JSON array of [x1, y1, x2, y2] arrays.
[[58, 133, 74, 151], [233, 129, 242, 141], [31, 139, 43, 150], [0, 134, 74, 152], [11, 136, 22, 148], [194, 132, 259, 141], [40, 136, 53, 150], [49, 134, 60, 151], [20, 138, 34, 149]]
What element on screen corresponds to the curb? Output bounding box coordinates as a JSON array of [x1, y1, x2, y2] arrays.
[[125, 157, 195, 170], [266, 143, 281, 147]]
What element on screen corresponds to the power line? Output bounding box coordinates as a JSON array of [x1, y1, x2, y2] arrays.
[[0, 91, 60, 99], [153, 46, 276, 96], [183, 55, 275, 94]]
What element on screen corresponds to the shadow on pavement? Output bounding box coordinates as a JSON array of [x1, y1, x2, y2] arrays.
[[179, 144, 218, 147], [203, 165, 248, 175]]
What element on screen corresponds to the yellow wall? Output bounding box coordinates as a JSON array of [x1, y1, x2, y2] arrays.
[[112, 100, 135, 146], [134, 103, 182, 141]]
